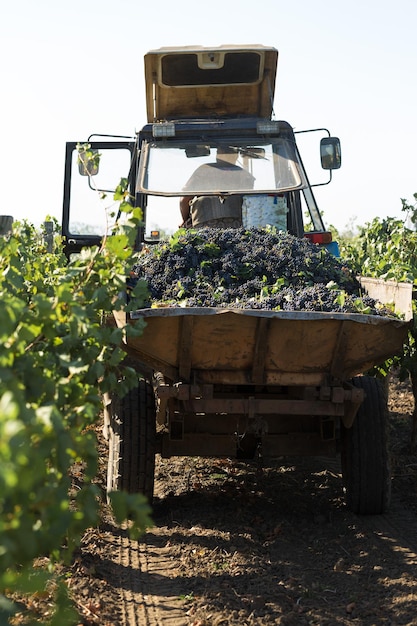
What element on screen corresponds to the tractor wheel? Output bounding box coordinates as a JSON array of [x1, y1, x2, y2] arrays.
[[341, 376, 391, 514], [107, 379, 156, 502]]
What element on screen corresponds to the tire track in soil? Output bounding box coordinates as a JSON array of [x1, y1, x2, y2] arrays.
[[111, 504, 417, 626], [111, 467, 417, 626], [73, 380, 416, 625], [115, 527, 188, 626]]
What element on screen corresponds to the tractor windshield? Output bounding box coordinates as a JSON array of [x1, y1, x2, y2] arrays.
[[137, 138, 307, 196]]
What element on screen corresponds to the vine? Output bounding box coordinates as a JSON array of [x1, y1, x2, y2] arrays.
[[338, 209, 417, 442], [0, 202, 151, 622]]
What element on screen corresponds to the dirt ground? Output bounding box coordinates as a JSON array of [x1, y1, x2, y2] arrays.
[[9, 375, 417, 625]]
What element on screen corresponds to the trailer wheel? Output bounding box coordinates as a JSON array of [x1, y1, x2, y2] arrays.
[[341, 376, 391, 515], [107, 379, 156, 502]]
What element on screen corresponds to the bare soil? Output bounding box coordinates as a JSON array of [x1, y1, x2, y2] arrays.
[[10, 375, 417, 625]]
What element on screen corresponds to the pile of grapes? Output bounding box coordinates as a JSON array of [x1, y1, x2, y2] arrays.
[[130, 227, 389, 315]]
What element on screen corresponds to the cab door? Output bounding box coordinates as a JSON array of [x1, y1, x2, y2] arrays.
[[62, 139, 135, 256]]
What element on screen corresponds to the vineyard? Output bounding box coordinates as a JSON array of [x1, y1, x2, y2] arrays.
[[0, 211, 152, 623], [0, 197, 416, 624]]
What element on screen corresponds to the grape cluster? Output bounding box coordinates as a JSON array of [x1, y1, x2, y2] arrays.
[[130, 228, 390, 315]]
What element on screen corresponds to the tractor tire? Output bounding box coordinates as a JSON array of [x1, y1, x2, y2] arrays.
[[107, 379, 156, 502], [341, 376, 391, 514]]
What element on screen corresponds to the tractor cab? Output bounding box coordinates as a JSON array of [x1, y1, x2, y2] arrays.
[[61, 45, 341, 256]]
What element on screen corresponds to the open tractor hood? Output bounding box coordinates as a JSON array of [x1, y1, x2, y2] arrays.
[[144, 45, 278, 122]]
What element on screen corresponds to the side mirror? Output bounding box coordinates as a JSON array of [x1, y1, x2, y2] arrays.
[[77, 147, 100, 176], [320, 137, 341, 170]]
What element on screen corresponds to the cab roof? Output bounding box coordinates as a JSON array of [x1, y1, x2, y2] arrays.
[[144, 44, 278, 123]]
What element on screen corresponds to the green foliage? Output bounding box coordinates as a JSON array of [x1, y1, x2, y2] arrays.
[[168, 228, 204, 251], [108, 491, 153, 540], [0, 203, 151, 620], [401, 192, 417, 229], [341, 216, 416, 282], [202, 241, 221, 257], [339, 211, 417, 379]]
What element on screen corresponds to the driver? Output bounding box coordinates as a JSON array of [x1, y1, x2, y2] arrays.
[[180, 146, 255, 228]]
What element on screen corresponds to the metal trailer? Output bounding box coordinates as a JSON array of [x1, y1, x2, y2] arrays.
[[106, 302, 411, 515]]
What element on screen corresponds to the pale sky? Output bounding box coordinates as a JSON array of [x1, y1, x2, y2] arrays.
[[1, 0, 416, 233]]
